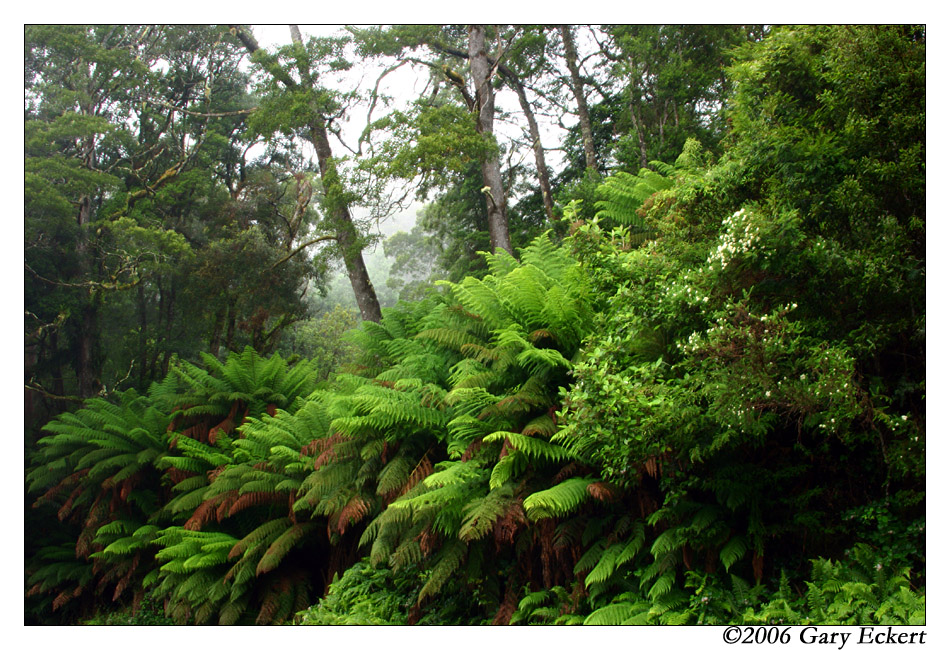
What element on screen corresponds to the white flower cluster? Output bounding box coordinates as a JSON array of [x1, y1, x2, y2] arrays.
[[661, 272, 711, 308], [707, 208, 762, 269], [676, 305, 794, 355]]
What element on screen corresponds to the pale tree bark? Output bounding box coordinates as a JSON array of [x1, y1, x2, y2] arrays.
[[422, 34, 555, 223], [506, 73, 556, 222], [559, 25, 598, 172], [232, 25, 382, 322], [467, 25, 513, 255], [627, 57, 650, 170]]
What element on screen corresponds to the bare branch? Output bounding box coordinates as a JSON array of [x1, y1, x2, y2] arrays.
[[272, 235, 337, 268], [25, 381, 84, 404], [25, 263, 142, 293], [359, 59, 410, 155], [141, 97, 257, 118]]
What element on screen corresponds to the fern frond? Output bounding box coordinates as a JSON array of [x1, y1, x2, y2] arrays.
[[256, 523, 315, 575], [594, 167, 673, 228], [720, 535, 749, 571], [417, 539, 467, 603], [523, 477, 594, 522], [483, 431, 573, 465], [459, 485, 513, 542]]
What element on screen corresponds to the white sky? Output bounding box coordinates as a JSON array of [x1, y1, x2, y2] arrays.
[[242, 24, 586, 246], [249, 24, 575, 181]]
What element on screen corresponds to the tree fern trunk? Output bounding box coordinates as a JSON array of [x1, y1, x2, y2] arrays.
[[137, 283, 148, 388]]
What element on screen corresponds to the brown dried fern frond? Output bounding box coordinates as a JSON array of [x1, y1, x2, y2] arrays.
[[112, 555, 140, 601], [164, 467, 194, 485], [118, 475, 139, 501], [461, 438, 484, 462], [256, 575, 291, 624], [493, 500, 527, 548], [311, 433, 345, 470], [491, 576, 521, 625], [213, 491, 240, 520], [227, 491, 283, 518], [537, 518, 557, 588], [418, 526, 439, 556], [552, 461, 582, 484], [57, 484, 85, 521], [184, 493, 235, 531], [208, 401, 244, 444], [180, 421, 209, 444], [586, 481, 618, 502], [334, 495, 371, 535], [400, 454, 433, 496]]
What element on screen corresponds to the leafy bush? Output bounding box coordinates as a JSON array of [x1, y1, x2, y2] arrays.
[[295, 561, 412, 625], [512, 545, 924, 625], [82, 592, 173, 625]]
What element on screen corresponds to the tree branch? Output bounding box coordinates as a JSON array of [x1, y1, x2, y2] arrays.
[[271, 235, 338, 268], [25, 263, 142, 293], [141, 97, 257, 118], [25, 380, 84, 404], [229, 25, 299, 89]]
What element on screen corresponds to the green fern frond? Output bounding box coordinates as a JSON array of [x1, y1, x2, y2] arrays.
[[585, 542, 624, 588], [647, 572, 675, 601], [720, 535, 749, 571], [584, 601, 642, 625], [459, 485, 513, 542], [488, 450, 526, 490], [522, 477, 594, 522], [483, 431, 573, 465], [257, 523, 315, 575], [417, 539, 467, 603], [594, 167, 673, 229]]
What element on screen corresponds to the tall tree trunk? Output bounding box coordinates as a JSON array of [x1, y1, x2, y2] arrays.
[[25, 342, 37, 430], [633, 108, 649, 170], [209, 304, 225, 358], [468, 25, 512, 254], [49, 331, 65, 398], [508, 75, 556, 222], [290, 26, 382, 323], [150, 279, 165, 379], [308, 123, 383, 322], [560, 25, 597, 172], [137, 283, 148, 388], [225, 302, 236, 353], [75, 193, 100, 398], [421, 31, 548, 224], [233, 25, 381, 323]]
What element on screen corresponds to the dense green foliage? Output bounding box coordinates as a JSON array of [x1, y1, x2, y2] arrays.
[[26, 24, 924, 626]]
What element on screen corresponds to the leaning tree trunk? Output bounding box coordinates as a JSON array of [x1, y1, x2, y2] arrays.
[[308, 118, 383, 323], [290, 26, 381, 323], [232, 25, 382, 323], [560, 25, 598, 172], [468, 25, 513, 255], [508, 75, 556, 222]]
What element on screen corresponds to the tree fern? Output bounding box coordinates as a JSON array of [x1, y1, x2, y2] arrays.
[[522, 477, 595, 522], [417, 539, 467, 604], [459, 485, 514, 542], [594, 167, 673, 229]]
